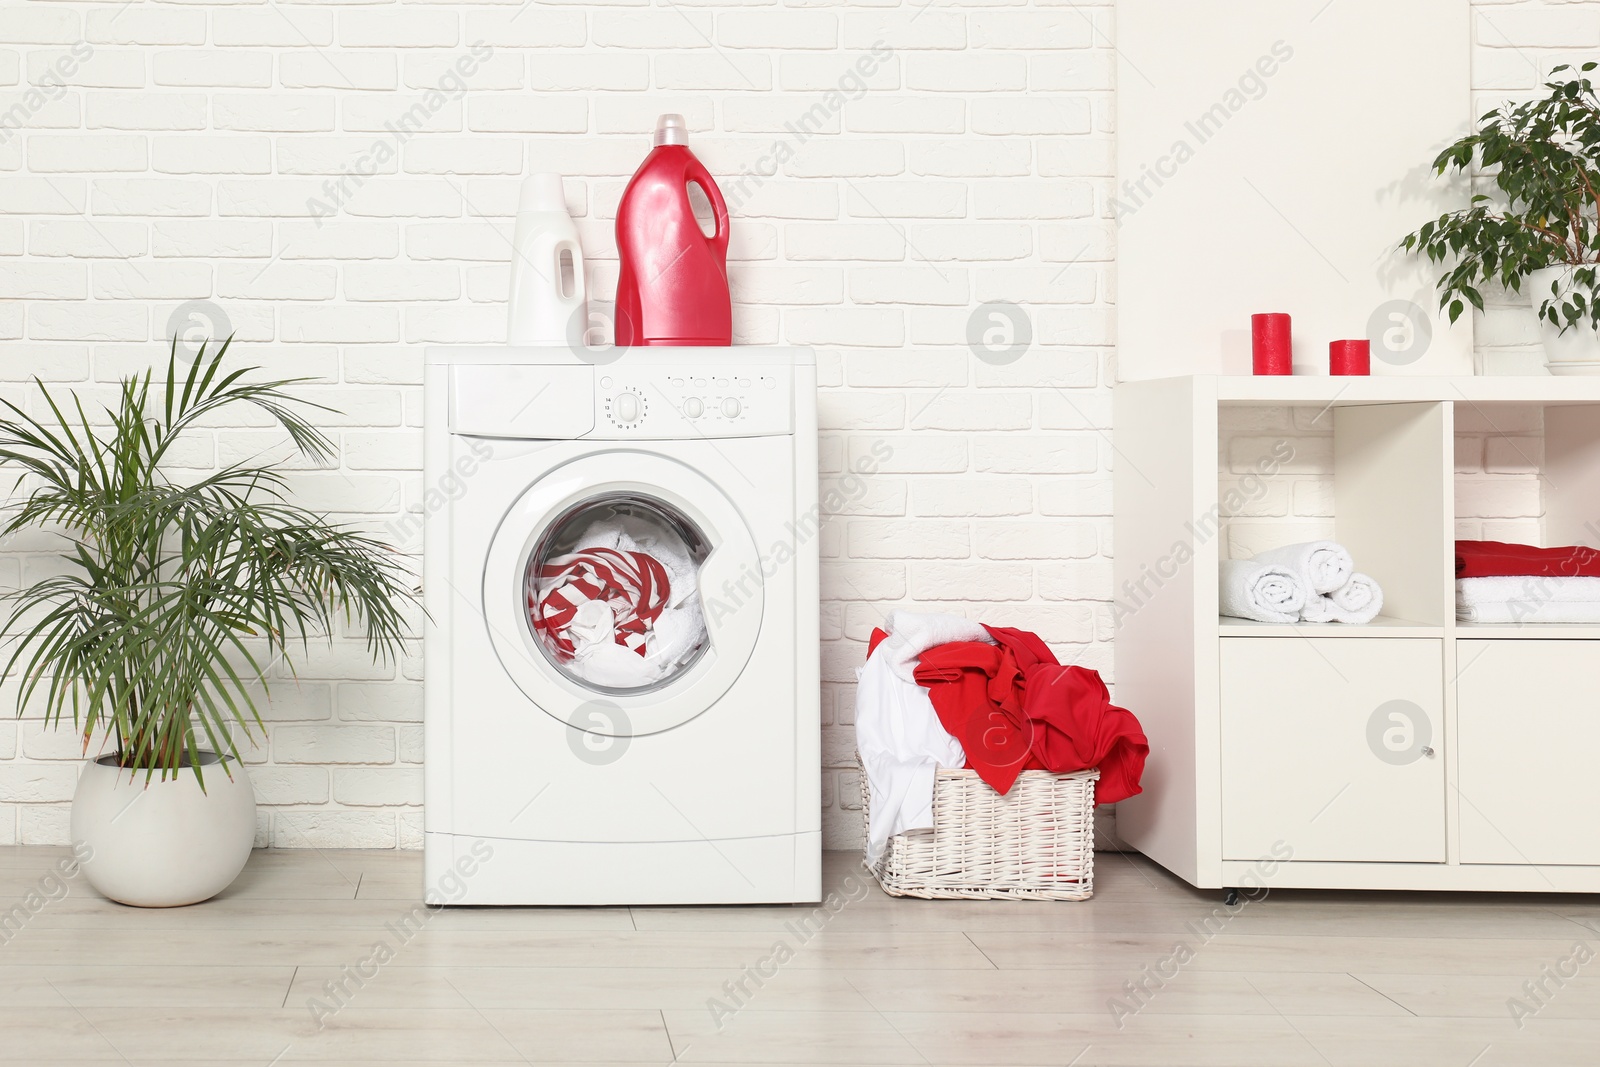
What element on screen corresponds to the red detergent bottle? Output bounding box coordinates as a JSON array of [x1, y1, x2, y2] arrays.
[[613, 114, 732, 347]]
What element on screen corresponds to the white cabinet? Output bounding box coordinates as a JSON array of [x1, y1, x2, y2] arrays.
[[1221, 639, 1444, 863], [1457, 641, 1600, 866], [1114, 375, 1600, 893]]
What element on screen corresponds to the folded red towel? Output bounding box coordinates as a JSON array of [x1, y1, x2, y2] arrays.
[[1455, 540, 1600, 579]]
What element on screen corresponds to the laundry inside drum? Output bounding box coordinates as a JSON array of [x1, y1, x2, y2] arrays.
[[526, 493, 712, 692]]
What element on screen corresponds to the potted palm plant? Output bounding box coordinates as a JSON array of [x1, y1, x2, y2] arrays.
[[0, 341, 414, 907], [1402, 63, 1600, 373]]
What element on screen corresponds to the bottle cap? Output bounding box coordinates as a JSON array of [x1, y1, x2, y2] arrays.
[[654, 113, 689, 147], [518, 173, 567, 213]]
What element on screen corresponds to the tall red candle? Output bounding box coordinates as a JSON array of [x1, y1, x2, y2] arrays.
[[1251, 313, 1292, 375], [1329, 339, 1370, 376]]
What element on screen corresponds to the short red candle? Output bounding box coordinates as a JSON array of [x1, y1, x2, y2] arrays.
[[1329, 339, 1371, 376], [1251, 313, 1292, 375]]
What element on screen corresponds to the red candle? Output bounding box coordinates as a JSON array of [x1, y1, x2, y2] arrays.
[[1251, 313, 1292, 375], [1329, 339, 1371, 376]]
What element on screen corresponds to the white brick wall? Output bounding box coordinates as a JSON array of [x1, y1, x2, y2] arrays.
[[0, 1, 1590, 849]]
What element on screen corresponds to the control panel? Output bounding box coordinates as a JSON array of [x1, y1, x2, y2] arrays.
[[590, 367, 792, 439]]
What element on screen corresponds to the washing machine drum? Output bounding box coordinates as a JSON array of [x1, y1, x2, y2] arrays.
[[483, 451, 765, 736]]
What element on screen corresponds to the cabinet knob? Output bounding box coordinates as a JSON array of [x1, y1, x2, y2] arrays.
[[1420, 746, 1435, 758]]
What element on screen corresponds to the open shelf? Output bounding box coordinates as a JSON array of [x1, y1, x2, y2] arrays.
[[1219, 616, 1440, 637], [1217, 398, 1453, 630], [1452, 398, 1600, 631]]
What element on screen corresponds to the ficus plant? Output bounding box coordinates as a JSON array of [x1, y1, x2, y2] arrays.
[[1402, 63, 1600, 335], [0, 340, 415, 783]]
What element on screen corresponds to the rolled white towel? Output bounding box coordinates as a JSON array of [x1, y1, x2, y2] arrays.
[[1254, 540, 1354, 595], [1302, 573, 1383, 624], [1219, 558, 1307, 623], [1330, 572, 1382, 618]]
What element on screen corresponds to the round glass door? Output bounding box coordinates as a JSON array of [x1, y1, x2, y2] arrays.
[[525, 492, 712, 694], [482, 448, 765, 735]]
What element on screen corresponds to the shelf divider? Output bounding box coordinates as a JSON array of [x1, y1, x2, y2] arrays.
[[1334, 402, 1454, 628]]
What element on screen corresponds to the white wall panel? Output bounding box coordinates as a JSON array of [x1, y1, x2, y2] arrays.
[[1118, 0, 1474, 378]]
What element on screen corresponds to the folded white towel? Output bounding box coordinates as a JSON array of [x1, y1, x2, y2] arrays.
[[1458, 600, 1600, 624], [1254, 540, 1354, 594], [1457, 575, 1600, 606], [1302, 573, 1384, 624], [874, 609, 994, 684], [1220, 558, 1307, 623], [1457, 576, 1600, 622]]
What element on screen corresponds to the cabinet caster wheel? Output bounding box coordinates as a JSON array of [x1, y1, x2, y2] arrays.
[[1223, 887, 1241, 907]]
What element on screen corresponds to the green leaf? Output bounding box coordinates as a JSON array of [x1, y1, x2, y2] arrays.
[[1400, 69, 1600, 318], [0, 343, 418, 775]]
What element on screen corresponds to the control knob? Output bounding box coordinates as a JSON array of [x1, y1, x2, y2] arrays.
[[613, 392, 641, 424]]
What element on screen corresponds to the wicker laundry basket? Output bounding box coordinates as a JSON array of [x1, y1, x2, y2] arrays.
[[858, 755, 1098, 901]]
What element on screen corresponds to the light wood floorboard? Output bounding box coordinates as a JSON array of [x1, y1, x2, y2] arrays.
[[0, 847, 1596, 1064]]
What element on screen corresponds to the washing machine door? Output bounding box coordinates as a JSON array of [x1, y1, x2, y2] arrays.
[[482, 450, 764, 735]]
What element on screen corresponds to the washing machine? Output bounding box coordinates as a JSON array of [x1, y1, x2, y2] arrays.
[[422, 345, 820, 905]]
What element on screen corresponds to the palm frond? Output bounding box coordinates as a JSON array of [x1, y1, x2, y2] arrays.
[[0, 338, 417, 778]]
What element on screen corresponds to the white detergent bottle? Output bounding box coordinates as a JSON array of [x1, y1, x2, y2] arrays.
[[506, 173, 587, 345]]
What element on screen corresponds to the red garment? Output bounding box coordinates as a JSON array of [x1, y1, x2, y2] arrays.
[[531, 547, 670, 660], [1456, 540, 1600, 579], [913, 626, 1148, 803]]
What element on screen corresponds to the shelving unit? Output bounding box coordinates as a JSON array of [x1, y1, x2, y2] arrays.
[[1114, 375, 1600, 893]]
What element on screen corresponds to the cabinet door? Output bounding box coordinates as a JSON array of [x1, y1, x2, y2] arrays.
[[1221, 639, 1445, 862], [1457, 640, 1600, 865]]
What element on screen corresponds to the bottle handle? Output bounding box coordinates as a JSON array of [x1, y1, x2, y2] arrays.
[[683, 159, 730, 258], [551, 238, 586, 303]]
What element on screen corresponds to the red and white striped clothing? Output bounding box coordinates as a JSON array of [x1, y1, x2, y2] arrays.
[[531, 547, 672, 660]]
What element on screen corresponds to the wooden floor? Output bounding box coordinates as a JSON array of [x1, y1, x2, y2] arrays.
[[2, 847, 1598, 1065]]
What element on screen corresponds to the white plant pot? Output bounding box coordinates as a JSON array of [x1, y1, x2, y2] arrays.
[[71, 752, 256, 908], [1528, 264, 1600, 374]]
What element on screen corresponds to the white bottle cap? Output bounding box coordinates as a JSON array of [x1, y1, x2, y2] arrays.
[[518, 173, 567, 213], [654, 113, 689, 147]]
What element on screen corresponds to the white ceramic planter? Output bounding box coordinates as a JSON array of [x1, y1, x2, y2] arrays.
[[71, 752, 256, 908], [1528, 264, 1600, 374]]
